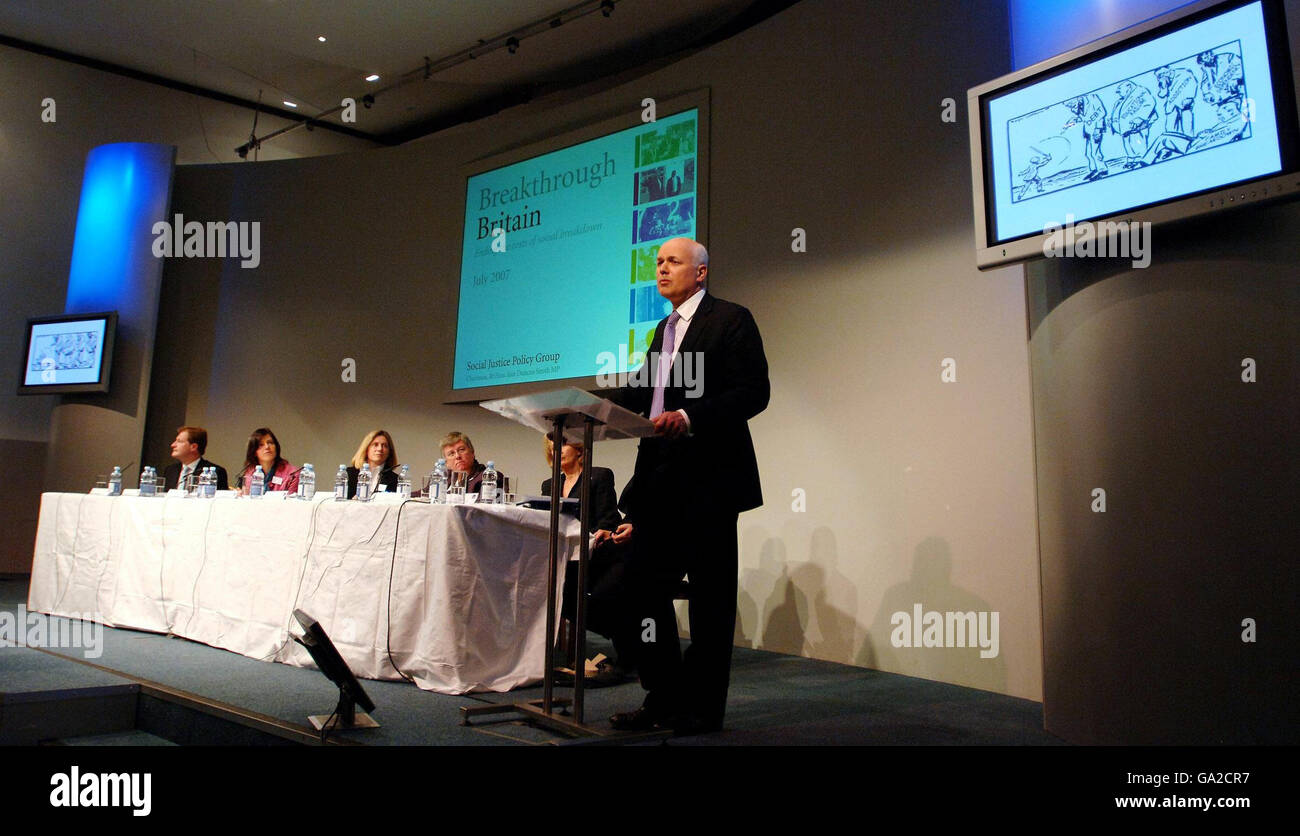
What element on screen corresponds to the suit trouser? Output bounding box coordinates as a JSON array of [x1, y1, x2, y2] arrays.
[[561, 541, 638, 668], [626, 508, 739, 723]]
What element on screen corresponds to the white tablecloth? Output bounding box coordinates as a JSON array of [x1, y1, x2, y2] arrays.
[[28, 492, 577, 694]]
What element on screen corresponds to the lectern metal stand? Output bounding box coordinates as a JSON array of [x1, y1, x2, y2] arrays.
[[458, 388, 655, 740]]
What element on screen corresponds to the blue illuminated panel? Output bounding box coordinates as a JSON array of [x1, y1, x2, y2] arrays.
[[65, 143, 175, 313], [1010, 0, 1194, 70]]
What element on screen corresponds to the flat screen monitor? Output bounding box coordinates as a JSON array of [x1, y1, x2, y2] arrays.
[[968, 0, 1300, 269], [17, 311, 117, 395], [450, 90, 708, 400], [291, 609, 376, 730]]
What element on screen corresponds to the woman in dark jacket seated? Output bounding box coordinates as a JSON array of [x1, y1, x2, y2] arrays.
[[347, 429, 400, 499], [542, 436, 635, 676]]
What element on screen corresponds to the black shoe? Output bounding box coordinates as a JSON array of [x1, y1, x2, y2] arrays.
[[609, 706, 667, 731]]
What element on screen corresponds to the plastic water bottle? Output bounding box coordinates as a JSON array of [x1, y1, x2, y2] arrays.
[[298, 463, 316, 500], [108, 466, 123, 496], [139, 466, 156, 497], [356, 462, 371, 502], [428, 459, 446, 504], [250, 465, 265, 498], [208, 467, 219, 498], [397, 464, 411, 499], [199, 467, 212, 498], [482, 461, 498, 503], [334, 465, 347, 501]]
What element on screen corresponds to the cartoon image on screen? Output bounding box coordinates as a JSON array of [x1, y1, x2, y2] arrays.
[[1008, 41, 1250, 202], [29, 331, 101, 373]]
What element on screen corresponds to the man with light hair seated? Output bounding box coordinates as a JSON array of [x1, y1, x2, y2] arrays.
[[440, 431, 506, 495]]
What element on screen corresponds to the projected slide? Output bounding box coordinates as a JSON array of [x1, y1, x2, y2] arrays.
[[454, 109, 698, 390], [24, 318, 108, 386], [986, 1, 1281, 243]]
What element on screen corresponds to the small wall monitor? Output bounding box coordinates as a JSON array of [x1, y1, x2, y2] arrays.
[[17, 311, 118, 395], [968, 0, 1300, 269]]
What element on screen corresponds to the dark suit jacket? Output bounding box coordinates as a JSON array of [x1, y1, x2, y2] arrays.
[[541, 466, 622, 532], [346, 465, 399, 499], [163, 458, 228, 491], [609, 292, 769, 518], [457, 460, 508, 496]]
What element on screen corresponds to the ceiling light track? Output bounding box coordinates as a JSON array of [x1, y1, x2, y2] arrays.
[[235, 0, 623, 157]]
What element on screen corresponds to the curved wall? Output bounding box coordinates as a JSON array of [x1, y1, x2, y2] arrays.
[[1022, 0, 1300, 745]]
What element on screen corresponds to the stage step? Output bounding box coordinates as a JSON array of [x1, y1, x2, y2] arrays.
[[0, 647, 140, 745], [52, 730, 178, 746]]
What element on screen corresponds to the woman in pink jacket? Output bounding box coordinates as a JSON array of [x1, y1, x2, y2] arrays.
[[235, 427, 300, 494]]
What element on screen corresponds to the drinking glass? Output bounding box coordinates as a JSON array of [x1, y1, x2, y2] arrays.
[[447, 471, 468, 504]]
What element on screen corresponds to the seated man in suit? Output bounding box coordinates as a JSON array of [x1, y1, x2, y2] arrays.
[[163, 426, 228, 491], [441, 431, 507, 496]]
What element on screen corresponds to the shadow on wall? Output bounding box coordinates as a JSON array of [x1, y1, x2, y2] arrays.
[[737, 528, 1008, 693], [737, 525, 869, 665], [865, 536, 1007, 693]]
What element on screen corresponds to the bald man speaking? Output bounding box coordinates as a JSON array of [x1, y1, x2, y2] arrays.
[[607, 237, 769, 734]]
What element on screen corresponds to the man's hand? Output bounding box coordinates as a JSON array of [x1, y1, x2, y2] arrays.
[[593, 523, 634, 546], [652, 410, 688, 439]]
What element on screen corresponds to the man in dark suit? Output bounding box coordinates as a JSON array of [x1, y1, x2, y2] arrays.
[[440, 431, 507, 496], [666, 168, 683, 196], [163, 426, 228, 491], [607, 237, 769, 734]]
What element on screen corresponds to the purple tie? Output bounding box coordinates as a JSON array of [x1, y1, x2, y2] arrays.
[[649, 311, 681, 419]]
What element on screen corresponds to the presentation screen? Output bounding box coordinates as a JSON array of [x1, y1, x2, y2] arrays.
[[452, 93, 706, 395], [17, 312, 117, 395], [968, 0, 1300, 268]]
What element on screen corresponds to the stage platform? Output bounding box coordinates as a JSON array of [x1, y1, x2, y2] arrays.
[[1, 577, 1061, 747]]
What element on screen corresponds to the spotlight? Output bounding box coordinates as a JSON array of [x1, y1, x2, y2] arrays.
[[235, 136, 258, 160], [506, 37, 519, 54], [362, 94, 375, 109], [601, 0, 614, 17]]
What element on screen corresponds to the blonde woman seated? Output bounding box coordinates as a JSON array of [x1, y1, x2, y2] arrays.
[[347, 429, 400, 499], [235, 427, 300, 494], [541, 437, 625, 537], [543, 436, 635, 675]]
